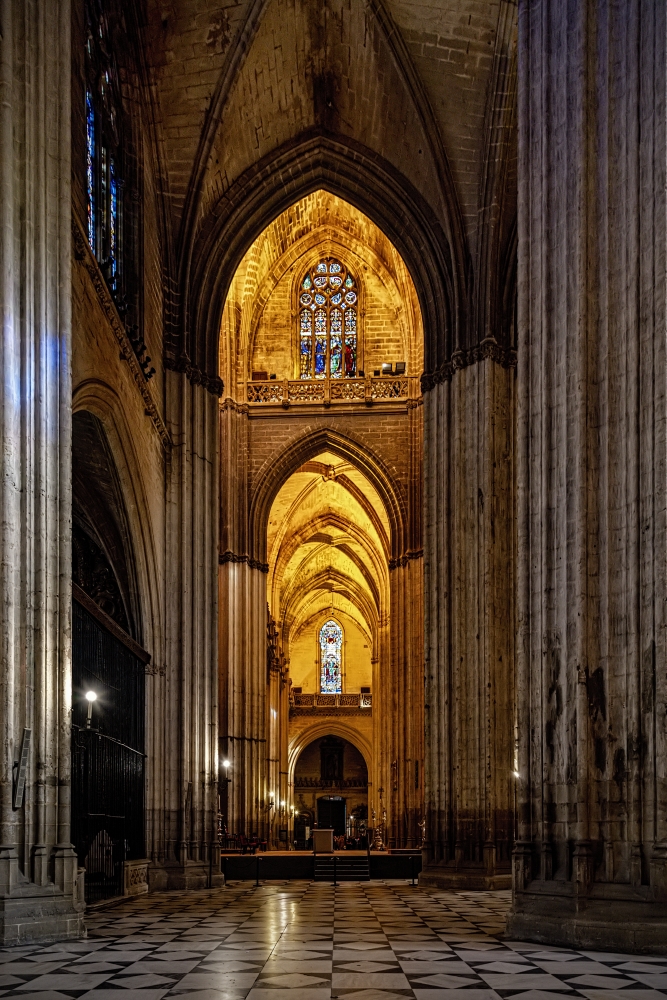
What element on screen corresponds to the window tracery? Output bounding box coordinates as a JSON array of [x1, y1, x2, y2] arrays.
[[319, 619, 343, 693], [299, 259, 358, 379]]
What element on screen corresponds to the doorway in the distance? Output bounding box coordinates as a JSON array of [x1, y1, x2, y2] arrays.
[[318, 795, 346, 834], [293, 734, 368, 847]]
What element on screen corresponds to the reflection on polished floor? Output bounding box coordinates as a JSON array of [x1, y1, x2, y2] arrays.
[[2, 882, 667, 1000]]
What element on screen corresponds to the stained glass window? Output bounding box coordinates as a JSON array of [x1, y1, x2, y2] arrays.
[[320, 620, 343, 694], [299, 258, 358, 378], [86, 91, 96, 245], [85, 0, 125, 302]]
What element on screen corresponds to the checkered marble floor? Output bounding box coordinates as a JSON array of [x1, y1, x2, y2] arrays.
[[1, 880, 666, 1000]]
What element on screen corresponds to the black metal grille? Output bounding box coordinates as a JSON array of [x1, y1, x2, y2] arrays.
[[71, 599, 145, 903], [72, 600, 144, 748]]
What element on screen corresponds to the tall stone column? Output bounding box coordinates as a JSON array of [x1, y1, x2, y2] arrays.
[[218, 402, 269, 842], [386, 558, 424, 848], [0, 0, 84, 943], [421, 357, 515, 889], [508, 0, 667, 950], [159, 373, 222, 889]]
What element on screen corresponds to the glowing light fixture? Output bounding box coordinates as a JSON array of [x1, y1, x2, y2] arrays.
[[85, 690, 97, 728]]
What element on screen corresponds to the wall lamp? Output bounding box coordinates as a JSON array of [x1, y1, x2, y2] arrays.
[[85, 690, 97, 728]]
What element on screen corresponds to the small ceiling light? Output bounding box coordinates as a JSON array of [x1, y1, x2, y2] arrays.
[[222, 760, 231, 768], [85, 690, 97, 702]]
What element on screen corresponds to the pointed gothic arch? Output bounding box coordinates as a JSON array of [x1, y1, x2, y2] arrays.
[[185, 132, 462, 385], [249, 427, 407, 566]]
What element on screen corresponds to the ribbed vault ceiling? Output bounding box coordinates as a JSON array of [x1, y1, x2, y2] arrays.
[[268, 450, 389, 648]]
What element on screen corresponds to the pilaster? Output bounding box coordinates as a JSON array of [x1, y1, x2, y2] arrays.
[[157, 372, 223, 889], [421, 356, 515, 890]]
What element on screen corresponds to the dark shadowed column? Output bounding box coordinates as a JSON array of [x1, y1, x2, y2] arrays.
[[508, 0, 667, 951]]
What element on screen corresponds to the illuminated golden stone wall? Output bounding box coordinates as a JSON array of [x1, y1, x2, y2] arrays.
[[218, 195, 424, 848]]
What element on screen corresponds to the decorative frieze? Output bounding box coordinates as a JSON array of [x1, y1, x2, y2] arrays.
[[166, 354, 224, 397], [219, 550, 269, 573], [421, 339, 517, 393]]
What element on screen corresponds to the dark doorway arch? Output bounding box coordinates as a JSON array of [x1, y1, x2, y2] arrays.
[[294, 734, 368, 847]]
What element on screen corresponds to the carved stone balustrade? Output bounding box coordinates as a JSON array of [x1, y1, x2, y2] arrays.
[[247, 376, 417, 407], [290, 692, 372, 716]]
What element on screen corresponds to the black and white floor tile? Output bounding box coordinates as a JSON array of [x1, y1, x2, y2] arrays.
[[0, 881, 665, 1000]]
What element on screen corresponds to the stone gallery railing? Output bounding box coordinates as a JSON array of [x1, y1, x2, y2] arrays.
[[247, 376, 417, 406], [290, 692, 372, 709], [294, 777, 368, 788]]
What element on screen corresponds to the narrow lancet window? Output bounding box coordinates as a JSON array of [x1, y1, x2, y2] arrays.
[[319, 619, 343, 694], [85, 0, 125, 302]]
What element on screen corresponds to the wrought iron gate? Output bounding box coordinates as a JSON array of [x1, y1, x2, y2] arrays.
[[71, 595, 146, 903]]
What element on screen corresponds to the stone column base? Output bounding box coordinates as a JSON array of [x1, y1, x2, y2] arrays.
[[0, 886, 85, 946], [419, 864, 511, 891], [149, 860, 224, 891], [508, 882, 667, 953]]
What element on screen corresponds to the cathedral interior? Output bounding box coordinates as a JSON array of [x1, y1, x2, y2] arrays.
[[2, 0, 667, 982]]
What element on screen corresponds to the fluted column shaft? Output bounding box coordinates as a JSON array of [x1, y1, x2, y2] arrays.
[[509, 0, 667, 949]]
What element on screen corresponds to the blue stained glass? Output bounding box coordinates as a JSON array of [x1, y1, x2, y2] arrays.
[[331, 292, 342, 304], [345, 291, 357, 304], [86, 91, 95, 247], [300, 340, 312, 377], [330, 275, 342, 288], [110, 158, 117, 280], [303, 275, 312, 289], [320, 619, 343, 693], [345, 275, 354, 288], [317, 262, 327, 273], [329, 262, 341, 273], [315, 337, 326, 376]]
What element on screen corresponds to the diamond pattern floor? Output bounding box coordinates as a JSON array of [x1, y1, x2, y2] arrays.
[[0, 880, 665, 1000]]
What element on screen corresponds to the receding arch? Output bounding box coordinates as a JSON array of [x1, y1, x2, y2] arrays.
[[289, 723, 373, 785], [187, 132, 462, 382], [72, 380, 163, 654], [250, 427, 407, 564]]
